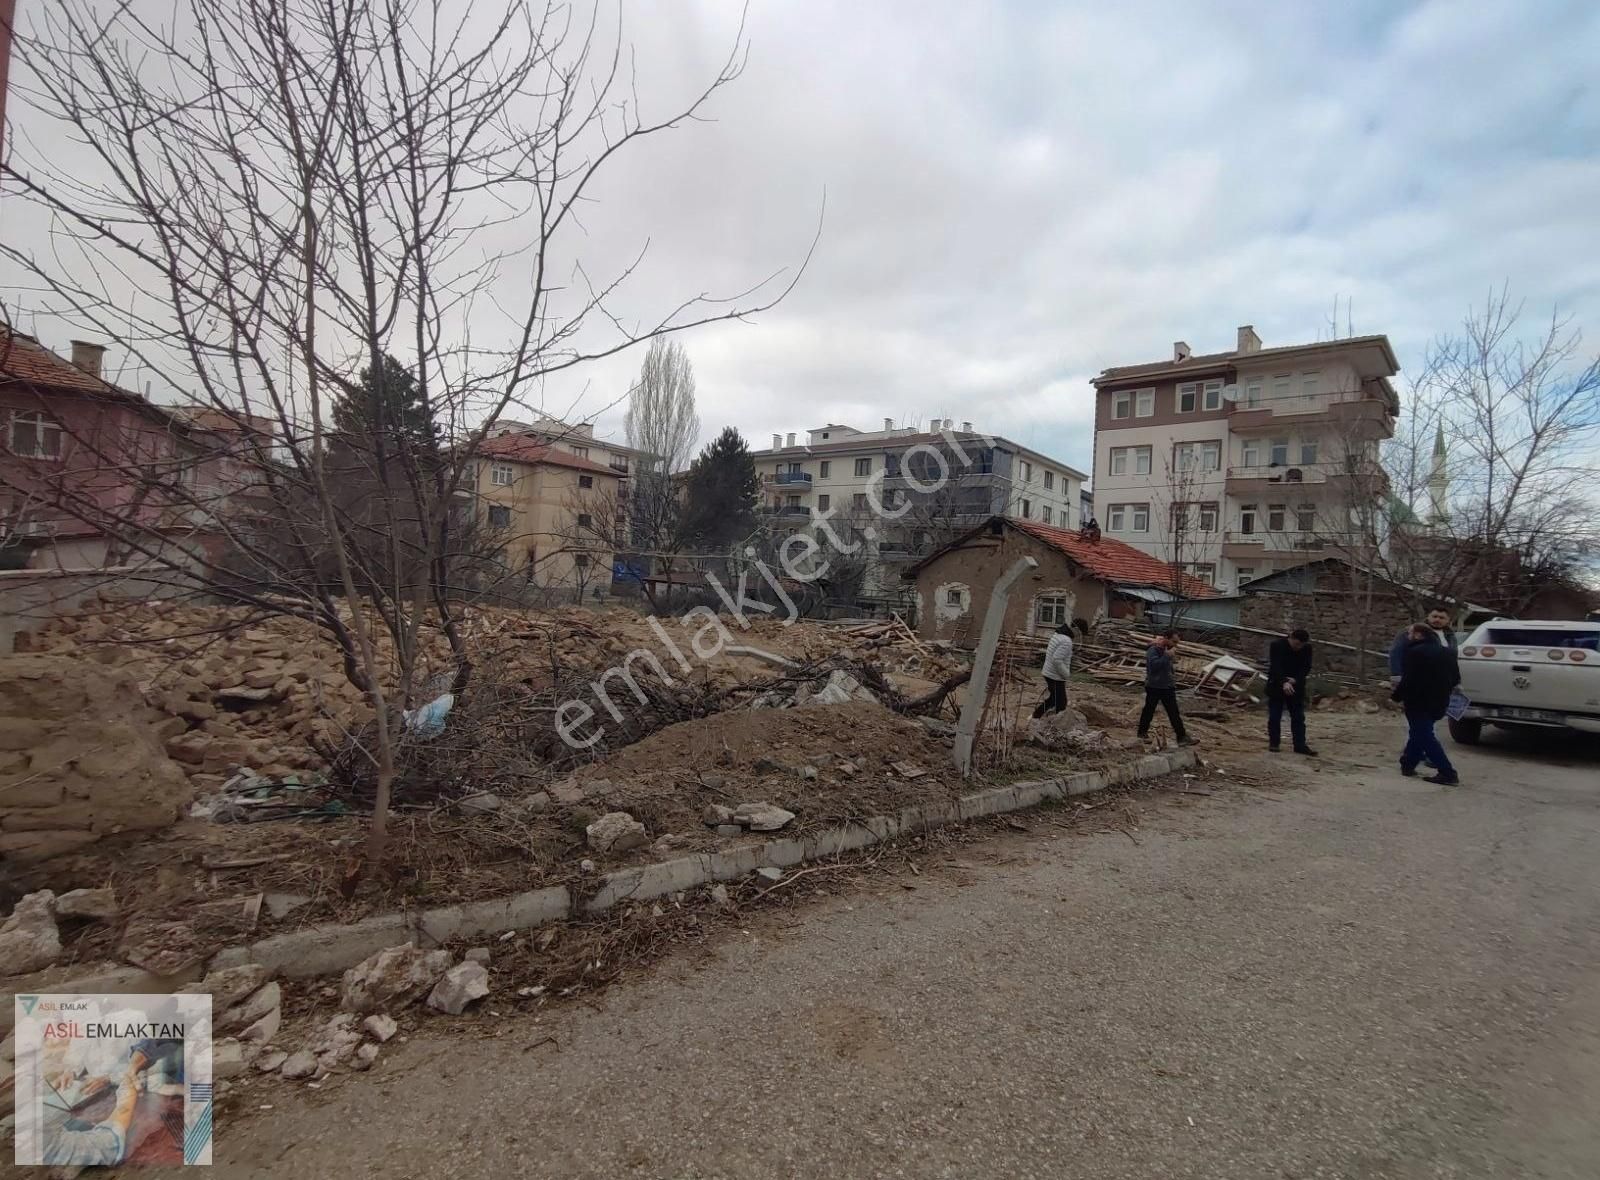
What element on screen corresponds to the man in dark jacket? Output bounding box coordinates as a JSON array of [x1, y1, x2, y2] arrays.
[[1392, 622, 1460, 785], [1137, 630, 1194, 745], [1387, 605, 1459, 687], [1265, 629, 1316, 755]]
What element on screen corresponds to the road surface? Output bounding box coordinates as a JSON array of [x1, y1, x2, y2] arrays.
[[216, 713, 1600, 1179]]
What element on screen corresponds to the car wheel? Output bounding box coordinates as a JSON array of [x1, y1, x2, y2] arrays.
[[1448, 718, 1483, 745]]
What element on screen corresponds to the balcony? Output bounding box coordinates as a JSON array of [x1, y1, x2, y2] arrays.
[[1225, 461, 1389, 497], [766, 471, 813, 486], [760, 503, 812, 517], [1228, 392, 1395, 439]]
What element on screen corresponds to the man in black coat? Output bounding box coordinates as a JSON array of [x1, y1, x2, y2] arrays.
[[1265, 628, 1316, 755], [1392, 622, 1461, 785]]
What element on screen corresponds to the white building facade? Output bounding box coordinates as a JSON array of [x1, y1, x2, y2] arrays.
[[1090, 327, 1400, 593]]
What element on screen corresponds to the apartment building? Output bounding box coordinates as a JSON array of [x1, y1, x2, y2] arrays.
[[751, 418, 1087, 601], [1090, 326, 1399, 593], [487, 417, 656, 539]]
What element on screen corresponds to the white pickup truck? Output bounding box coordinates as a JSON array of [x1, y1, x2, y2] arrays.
[[1450, 619, 1600, 744]]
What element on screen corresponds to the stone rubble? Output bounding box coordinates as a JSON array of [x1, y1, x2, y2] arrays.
[[52, 888, 118, 921], [361, 1014, 398, 1043], [340, 944, 454, 1014], [427, 961, 490, 1015], [731, 802, 796, 832], [586, 810, 648, 854], [0, 891, 61, 976]]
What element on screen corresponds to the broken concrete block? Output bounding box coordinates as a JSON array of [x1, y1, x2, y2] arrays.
[[254, 1050, 288, 1074], [339, 944, 454, 1014], [220, 980, 281, 1035], [426, 961, 490, 1015], [361, 1014, 398, 1043], [279, 1050, 318, 1080], [586, 811, 648, 854], [0, 891, 61, 976], [53, 888, 118, 922], [352, 1042, 381, 1071], [731, 802, 795, 832], [702, 804, 734, 826], [179, 963, 271, 1010], [755, 867, 784, 883]]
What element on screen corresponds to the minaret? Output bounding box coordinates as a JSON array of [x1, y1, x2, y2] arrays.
[[1426, 424, 1449, 529]]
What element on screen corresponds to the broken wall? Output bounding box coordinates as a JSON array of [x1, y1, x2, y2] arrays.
[[912, 530, 1107, 645]]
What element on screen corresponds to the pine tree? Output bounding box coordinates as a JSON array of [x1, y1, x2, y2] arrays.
[[682, 426, 760, 548], [332, 353, 439, 455]]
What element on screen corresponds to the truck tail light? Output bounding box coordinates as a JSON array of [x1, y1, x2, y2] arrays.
[[1461, 646, 1477, 657], [1549, 649, 1567, 660], [1571, 650, 1588, 663], [1480, 646, 1497, 658]]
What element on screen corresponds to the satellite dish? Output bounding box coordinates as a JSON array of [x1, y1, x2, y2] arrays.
[[1221, 384, 1241, 403]]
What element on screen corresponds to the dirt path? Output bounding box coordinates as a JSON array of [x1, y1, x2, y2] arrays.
[[209, 713, 1600, 1179]]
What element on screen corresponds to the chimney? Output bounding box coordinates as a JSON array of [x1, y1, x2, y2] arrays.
[[786, 432, 796, 447], [772, 433, 782, 450], [70, 340, 106, 379], [1237, 325, 1261, 354], [1173, 341, 1191, 363], [961, 420, 972, 432], [880, 417, 892, 431], [928, 417, 941, 431]]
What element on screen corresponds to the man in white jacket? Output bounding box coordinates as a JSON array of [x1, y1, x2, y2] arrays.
[[1032, 622, 1075, 717]]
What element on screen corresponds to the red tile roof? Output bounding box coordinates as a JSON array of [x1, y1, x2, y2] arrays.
[[0, 329, 146, 400], [477, 433, 619, 476], [1009, 517, 1219, 597]]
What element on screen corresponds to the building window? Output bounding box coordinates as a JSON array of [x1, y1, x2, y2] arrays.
[[1036, 594, 1070, 626], [487, 504, 511, 529], [1177, 383, 1197, 413], [1112, 392, 1131, 420], [1042, 505, 1053, 524], [945, 587, 963, 606], [1174, 441, 1222, 473], [575, 553, 591, 569], [1170, 502, 1190, 531], [1236, 566, 1257, 585], [1302, 372, 1320, 397], [819, 460, 830, 478], [1299, 440, 1319, 465], [854, 457, 871, 477], [1108, 504, 1126, 532], [784, 494, 801, 508], [1239, 504, 1258, 535], [9, 410, 64, 459], [571, 446, 589, 459], [576, 512, 593, 529], [851, 492, 868, 510], [1267, 503, 1286, 531], [1130, 503, 1150, 533], [1241, 439, 1263, 467], [1188, 562, 1216, 584], [578, 475, 593, 489], [1297, 503, 1317, 532], [1269, 438, 1290, 466], [490, 462, 514, 486], [1243, 380, 1263, 408], [1043, 470, 1054, 490], [817, 493, 830, 511], [1202, 381, 1223, 411], [1135, 389, 1155, 417], [1019, 498, 1032, 519], [609, 455, 629, 473], [1110, 445, 1152, 476], [1272, 375, 1291, 402], [1198, 502, 1219, 532]]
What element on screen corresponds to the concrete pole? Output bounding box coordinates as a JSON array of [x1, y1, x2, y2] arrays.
[[952, 555, 1037, 778]]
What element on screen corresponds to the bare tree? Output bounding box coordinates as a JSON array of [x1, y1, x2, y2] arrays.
[[625, 337, 701, 475], [0, 1, 806, 864]]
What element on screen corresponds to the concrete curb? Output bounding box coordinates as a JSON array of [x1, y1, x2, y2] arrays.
[[14, 749, 1197, 1000]]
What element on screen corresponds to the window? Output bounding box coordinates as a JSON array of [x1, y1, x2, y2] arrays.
[[1021, 461, 1033, 483], [945, 587, 964, 606], [609, 455, 629, 473], [1170, 502, 1190, 531], [487, 504, 511, 529], [1135, 389, 1155, 417], [1131, 503, 1150, 532], [1269, 438, 1290, 466], [1036, 594, 1070, 626], [817, 494, 830, 511], [854, 457, 871, 477], [1239, 504, 1258, 535], [571, 446, 589, 459], [578, 475, 593, 489], [1201, 441, 1221, 471], [1188, 563, 1216, 584], [852, 493, 868, 510], [1177, 383, 1198, 413], [1196, 502, 1218, 532], [1236, 566, 1257, 585], [1174, 441, 1222, 473], [1272, 375, 1292, 402], [1297, 503, 1317, 532], [1043, 470, 1054, 490], [1132, 446, 1153, 475], [1019, 498, 1032, 519], [1301, 372, 1320, 397], [1112, 392, 1131, 420], [9, 410, 63, 459], [1243, 380, 1263, 408], [784, 494, 801, 508], [1267, 503, 1286, 531], [1042, 506, 1053, 524], [785, 461, 802, 474], [576, 512, 593, 528], [490, 462, 514, 486], [1299, 440, 1319, 465], [1202, 380, 1223, 411], [819, 460, 830, 478], [1108, 505, 1126, 531], [1240, 439, 1263, 468]]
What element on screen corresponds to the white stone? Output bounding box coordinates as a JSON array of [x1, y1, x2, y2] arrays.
[[463, 947, 491, 966], [426, 961, 490, 1015], [238, 1004, 282, 1046], [213, 1037, 251, 1079], [756, 867, 784, 883], [0, 891, 60, 976], [362, 1014, 398, 1043], [220, 981, 281, 1035], [279, 1050, 318, 1079], [732, 802, 795, 832], [457, 793, 502, 815], [54, 888, 118, 921], [586, 811, 648, 854], [701, 804, 734, 826], [255, 1050, 288, 1074], [339, 944, 454, 1014], [352, 1042, 381, 1071]]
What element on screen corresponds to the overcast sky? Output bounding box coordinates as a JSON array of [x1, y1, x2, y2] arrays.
[[5, 0, 1599, 479]]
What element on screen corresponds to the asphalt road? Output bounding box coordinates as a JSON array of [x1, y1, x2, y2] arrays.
[[215, 713, 1600, 1179]]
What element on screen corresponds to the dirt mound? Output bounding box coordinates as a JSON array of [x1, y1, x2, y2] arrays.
[[0, 656, 194, 872]]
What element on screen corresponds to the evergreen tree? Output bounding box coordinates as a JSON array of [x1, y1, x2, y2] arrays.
[[332, 353, 439, 455], [682, 426, 760, 548]]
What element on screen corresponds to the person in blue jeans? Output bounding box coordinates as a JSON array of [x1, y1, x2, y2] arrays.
[[1265, 628, 1317, 755], [1391, 622, 1460, 785]]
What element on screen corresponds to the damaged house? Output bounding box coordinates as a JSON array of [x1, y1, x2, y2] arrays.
[[905, 516, 1216, 644]]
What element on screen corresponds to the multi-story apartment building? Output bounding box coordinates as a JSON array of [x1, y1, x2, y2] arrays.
[[486, 417, 655, 540], [751, 419, 1087, 602], [1091, 326, 1399, 593]]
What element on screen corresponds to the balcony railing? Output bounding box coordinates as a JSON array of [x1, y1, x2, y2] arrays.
[[766, 470, 812, 486], [760, 503, 811, 516], [1228, 392, 1395, 436]]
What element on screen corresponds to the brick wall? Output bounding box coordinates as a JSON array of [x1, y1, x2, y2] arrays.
[[911, 526, 1110, 644], [1238, 590, 1413, 674]]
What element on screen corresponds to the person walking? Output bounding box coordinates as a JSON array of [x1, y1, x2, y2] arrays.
[[1031, 622, 1074, 718], [1137, 629, 1194, 745], [1392, 621, 1461, 785], [1388, 604, 1458, 688], [1266, 628, 1317, 755]]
